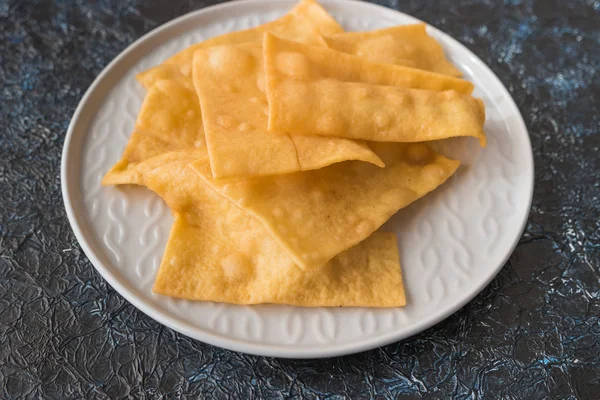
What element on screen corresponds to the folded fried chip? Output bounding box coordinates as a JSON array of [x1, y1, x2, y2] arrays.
[[192, 43, 384, 179], [121, 150, 405, 307], [191, 142, 460, 270], [137, 0, 343, 88], [267, 79, 487, 145], [263, 33, 474, 94], [325, 23, 462, 77]]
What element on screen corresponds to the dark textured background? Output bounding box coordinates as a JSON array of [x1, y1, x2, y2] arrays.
[[1, 0, 599, 398]]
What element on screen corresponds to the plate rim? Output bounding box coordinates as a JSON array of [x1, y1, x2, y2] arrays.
[[61, 0, 534, 358]]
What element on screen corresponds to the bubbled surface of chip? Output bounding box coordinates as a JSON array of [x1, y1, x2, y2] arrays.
[[191, 142, 460, 270]]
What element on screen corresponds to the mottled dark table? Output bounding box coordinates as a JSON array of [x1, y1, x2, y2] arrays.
[[1, 0, 599, 398]]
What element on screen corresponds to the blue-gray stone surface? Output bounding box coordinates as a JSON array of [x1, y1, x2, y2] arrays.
[[0, 0, 599, 398]]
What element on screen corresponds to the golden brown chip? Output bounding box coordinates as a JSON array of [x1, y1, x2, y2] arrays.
[[263, 32, 474, 94], [192, 43, 383, 179], [156, 215, 405, 307], [325, 23, 462, 77], [119, 150, 405, 307], [191, 142, 459, 270], [267, 79, 487, 145]]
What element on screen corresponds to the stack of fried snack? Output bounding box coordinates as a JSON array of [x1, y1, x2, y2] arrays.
[[102, 0, 486, 307]]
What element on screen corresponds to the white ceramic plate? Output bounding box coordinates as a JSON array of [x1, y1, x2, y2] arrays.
[[61, 0, 534, 358]]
